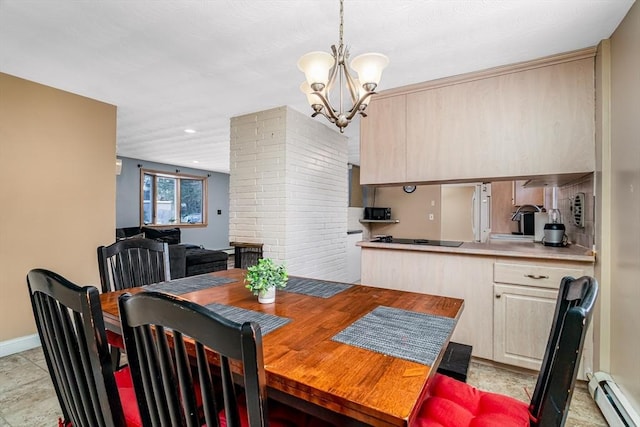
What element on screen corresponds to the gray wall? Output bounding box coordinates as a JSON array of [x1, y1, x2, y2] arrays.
[[116, 156, 230, 249]]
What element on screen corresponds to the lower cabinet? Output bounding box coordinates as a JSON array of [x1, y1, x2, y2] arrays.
[[492, 259, 594, 378], [493, 283, 559, 369], [360, 248, 595, 376]]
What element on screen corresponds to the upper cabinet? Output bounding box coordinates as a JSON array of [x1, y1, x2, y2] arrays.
[[360, 95, 407, 184], [361, 49, 596, 185], [512, 180, 545, 206]]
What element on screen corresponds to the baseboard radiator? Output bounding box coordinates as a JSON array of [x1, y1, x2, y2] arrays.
[[588, 372, 640, 427]]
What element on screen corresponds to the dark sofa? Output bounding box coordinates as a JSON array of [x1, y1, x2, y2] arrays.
[[116, 226, 228, 279]]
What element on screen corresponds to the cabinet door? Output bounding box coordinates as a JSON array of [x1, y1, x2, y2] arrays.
[[513, 180, 544, 206], [405, 58, 594, 182], [359, 95, 406, 184], [493, 284, 558, 370]]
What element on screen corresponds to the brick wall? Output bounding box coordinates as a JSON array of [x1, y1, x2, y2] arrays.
[[230, 106, 348, 281]]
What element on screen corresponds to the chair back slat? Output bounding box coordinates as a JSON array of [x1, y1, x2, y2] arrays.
[[119, 291, 269, 427], [529, 275, 598, 426], [27, 269, 126, 427], [98, 238, 170, 293]]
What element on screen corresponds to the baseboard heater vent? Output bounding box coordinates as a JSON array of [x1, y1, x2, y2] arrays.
[[588, 372, 640, 427]]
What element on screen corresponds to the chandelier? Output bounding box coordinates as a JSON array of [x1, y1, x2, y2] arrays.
[[297, 0, 389, 133]]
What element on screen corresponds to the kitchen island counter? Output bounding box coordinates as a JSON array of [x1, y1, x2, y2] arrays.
[[357, 239, 595, 263]]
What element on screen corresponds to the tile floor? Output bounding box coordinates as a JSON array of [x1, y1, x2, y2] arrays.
[[0, 347, 608, 426]]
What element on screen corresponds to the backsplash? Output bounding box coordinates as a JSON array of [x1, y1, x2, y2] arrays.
[[557, 174, 594, 248]]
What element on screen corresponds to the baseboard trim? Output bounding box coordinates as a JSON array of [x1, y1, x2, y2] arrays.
[[0, 334, 41, 357]]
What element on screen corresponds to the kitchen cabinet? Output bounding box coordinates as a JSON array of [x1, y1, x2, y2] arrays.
[[512, 180, 544, 206], [360, 49, 595, 185], [361, 248, 494, 359], [492, 260, 594, 377], [359, 95, 406, 184]]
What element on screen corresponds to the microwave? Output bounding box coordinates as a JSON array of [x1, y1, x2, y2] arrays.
[[364, 207, 391, 220]]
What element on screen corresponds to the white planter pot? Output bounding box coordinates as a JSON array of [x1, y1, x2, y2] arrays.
[[258, 287, 276, 304]]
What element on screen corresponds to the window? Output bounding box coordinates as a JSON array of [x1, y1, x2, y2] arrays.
[[141, 169, 207, 227]]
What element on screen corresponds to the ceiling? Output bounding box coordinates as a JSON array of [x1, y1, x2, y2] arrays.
[[0, 1, 634, 173]]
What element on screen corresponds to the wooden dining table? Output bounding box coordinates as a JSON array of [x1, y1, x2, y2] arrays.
[[99, 268, 464, 427]]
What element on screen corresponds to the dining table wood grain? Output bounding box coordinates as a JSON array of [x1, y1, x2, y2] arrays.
[[99, 268, 464, 427]]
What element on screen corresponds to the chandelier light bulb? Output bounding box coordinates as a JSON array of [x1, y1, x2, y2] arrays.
[[350, 53, 389, 88], [297, 51, 335, 88]]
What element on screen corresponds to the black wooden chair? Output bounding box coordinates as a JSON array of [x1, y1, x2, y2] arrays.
[[118, 290, 309, 427], [97, 238, 171, 293], [26, 269, 141, 427], [98, 238, 171, 368], [417, 275, 598, 427]]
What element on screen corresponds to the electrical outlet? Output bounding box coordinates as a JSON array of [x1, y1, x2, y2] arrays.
[[429, 213, 434, 220], [217, 209, 222, 215]]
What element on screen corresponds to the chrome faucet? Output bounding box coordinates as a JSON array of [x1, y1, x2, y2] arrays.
[[511, 204, 542, 221]]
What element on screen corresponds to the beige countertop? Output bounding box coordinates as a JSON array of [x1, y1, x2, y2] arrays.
[[357, 239, 595, 263]]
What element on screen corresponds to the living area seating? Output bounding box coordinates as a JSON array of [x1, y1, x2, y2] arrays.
[[116, 226, 228, 278], [416, 275, 598, 427], [26, 268, 142, 427]]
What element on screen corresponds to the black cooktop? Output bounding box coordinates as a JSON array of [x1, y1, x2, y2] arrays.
[[375, 237, 464, 247]]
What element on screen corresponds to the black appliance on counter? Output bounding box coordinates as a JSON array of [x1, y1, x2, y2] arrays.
[[364, 207, 391, 220]]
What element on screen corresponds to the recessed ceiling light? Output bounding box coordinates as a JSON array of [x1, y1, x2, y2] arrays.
[[192, 160, 199, 164], [184, 128, 196, 134]]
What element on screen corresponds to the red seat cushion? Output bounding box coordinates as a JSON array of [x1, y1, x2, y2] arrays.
[[114, 366, 142, 426], [106, 329, 125, 349], [414, 373, 530, 427]]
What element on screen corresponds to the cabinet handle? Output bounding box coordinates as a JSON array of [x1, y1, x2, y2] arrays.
[[495, 294, 501, 299], [524, 274, 549, 280]]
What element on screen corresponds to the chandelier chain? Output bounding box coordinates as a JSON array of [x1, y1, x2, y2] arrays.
[[339, 0, 344, 49]]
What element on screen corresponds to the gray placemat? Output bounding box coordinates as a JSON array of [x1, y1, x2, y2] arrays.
[[282, 277, 353, 298], [332, 306, 456, 366], [204, 303, 290, 336], [144, 275, 235, 295]]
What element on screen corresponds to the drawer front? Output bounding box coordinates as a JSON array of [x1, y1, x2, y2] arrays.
[[494, 262, 586, 288]]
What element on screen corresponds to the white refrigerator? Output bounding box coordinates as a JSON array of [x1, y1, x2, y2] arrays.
[[441, 183, 491, 242]]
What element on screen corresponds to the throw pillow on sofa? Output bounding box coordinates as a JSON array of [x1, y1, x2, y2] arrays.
[[141, 227, 181, 245]]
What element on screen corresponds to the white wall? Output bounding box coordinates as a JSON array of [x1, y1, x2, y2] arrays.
[[229, 106, 348, 281]]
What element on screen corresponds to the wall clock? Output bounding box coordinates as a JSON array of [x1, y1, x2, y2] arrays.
[[403, 185, 416, 194]]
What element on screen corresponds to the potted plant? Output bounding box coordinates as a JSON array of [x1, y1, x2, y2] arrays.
[[244, 258, 288, 303]]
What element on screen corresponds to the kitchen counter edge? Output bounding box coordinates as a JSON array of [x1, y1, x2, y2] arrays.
[[357, 240, 595, 263]]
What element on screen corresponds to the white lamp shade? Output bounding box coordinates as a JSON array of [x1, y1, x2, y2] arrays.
[[297, 51, 335, 86], [351, 53, 389, 86], [299, 82, 323, 106]]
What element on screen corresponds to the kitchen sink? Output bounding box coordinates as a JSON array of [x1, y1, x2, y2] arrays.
[[490, 233, 534, 242]]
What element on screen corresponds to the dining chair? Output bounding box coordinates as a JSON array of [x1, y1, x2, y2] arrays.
[[97, 237, 171, 368], [415, 275, 598, 427], [118, 290, 310, 427], [26, 269, 141, 427], [97, 237, 171, 293]]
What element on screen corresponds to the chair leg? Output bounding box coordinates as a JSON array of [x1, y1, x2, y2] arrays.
[[110, 346, 121, 370]]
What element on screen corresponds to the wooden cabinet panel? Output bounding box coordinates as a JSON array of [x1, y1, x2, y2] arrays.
[[359, 95, 406, 184], [361, 248, 494, 359], [405, 58, 594, 182], [493, 284, 558, 369], [492, 258, 594, 376], [513, 180, 544, 206]]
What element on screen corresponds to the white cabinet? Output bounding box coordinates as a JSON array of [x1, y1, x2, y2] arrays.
[[361, 248, 494, 359], [492, 260, 594, 377]]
